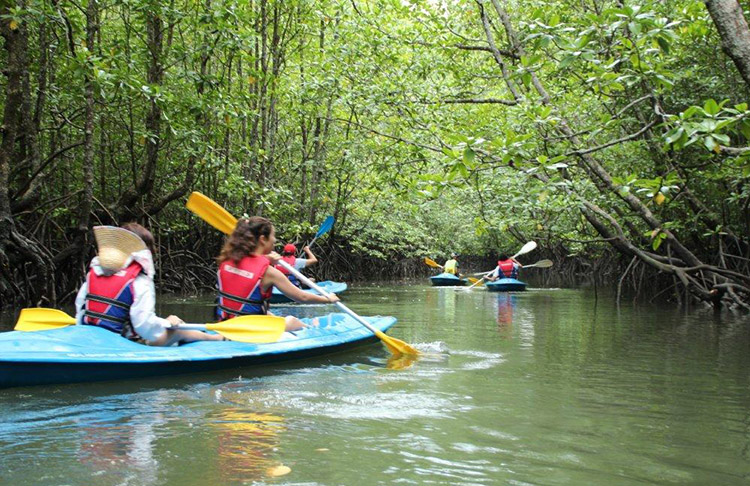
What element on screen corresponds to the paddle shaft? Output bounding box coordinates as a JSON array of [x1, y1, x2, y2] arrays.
[[277, 260, 381, 337], [464, 276, 486, 290], [176, 323, 215, 331]]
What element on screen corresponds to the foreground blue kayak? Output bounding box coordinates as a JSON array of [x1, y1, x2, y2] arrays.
[[430, 272, 467, 286], [0, 313, 396, 388], [270, 281, 348, 304], [485, 278, 527, 292]]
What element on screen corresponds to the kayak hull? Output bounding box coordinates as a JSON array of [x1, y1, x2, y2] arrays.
[[430, 273, 467, 286], [270, 281, 348, 304], [0, 313, 395, 388], [485, 278, 527, 292]]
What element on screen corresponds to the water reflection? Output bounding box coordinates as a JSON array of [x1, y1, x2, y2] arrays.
[[495, 294, 516, 334], [4, 286, 750, 486], [209, 409, 287, 482], [74, 391, 168, 486]]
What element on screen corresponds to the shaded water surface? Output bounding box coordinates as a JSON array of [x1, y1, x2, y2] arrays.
[[1, 284, 750, 485]]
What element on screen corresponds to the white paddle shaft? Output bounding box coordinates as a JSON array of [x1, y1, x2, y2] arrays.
[[276, 260, 380, 336]]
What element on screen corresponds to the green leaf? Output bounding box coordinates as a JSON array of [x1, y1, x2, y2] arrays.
[[656, 36, 670, 54], [463, 148, 475, 164], [704, 99, 720, 116]]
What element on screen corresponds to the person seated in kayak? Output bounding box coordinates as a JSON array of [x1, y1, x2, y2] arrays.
[[276, 243, 318, 288], [485, 253, 523, 281], [75, 224, 226, 345], [216, 216, 339, 331], [444, 253, 461, 278]]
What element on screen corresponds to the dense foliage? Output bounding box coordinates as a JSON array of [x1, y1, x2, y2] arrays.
[[0, 0, 748, 309]]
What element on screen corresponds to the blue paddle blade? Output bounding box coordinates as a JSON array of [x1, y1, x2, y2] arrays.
[[315, 216, 335, 237]]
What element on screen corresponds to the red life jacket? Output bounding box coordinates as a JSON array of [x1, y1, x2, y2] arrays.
[[83, 261, 143, 338], [276, 255, 300, 287], [497, 259, 519, 279], [217, 255, 272, 320]]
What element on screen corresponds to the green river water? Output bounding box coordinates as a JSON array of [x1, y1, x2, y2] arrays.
[[1, 283, 750, 485]]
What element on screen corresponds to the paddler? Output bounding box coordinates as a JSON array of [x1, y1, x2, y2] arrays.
[[75, 224, 225, 345], [485, 253, 523, 281], [276, 243, 318, 288], [444, 253, 461, 278], [216, 216, 339, 331]]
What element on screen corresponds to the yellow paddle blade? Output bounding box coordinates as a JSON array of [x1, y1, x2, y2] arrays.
[[186, 191, 237, 235], [423, 257, 442, 268], [204, 315, 286, 343], [386, 352, 418, 370], [15, 308, 76, 332], [467, 277, 485, 286], [374, 328, 420, 356]]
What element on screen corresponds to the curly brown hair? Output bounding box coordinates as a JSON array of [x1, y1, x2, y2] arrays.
[[217, 216, 274, 263]]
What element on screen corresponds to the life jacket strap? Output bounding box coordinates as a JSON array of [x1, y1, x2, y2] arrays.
[[218, 289, 264, 305], [83, 309, 129, 324], [218, 303, 268, 317], [85, 293, 131, 310]]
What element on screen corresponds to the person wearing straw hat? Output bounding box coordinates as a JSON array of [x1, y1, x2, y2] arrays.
[[74, 223, 225, 345], [216, 217, 338, 331], [276, 243, 318, 288]]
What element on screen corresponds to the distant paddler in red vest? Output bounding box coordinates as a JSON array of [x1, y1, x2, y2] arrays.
[[216, 217, 338, 331], [276, 243, 318, 288], [486, 253, 523, 281], [75, 224, 225, 345]]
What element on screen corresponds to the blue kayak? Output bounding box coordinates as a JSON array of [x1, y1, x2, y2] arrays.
[[485, 278, 527, 292], [270, 280, 347, 304], [0, 313, 396, 388], [430, 272, 468, 287]]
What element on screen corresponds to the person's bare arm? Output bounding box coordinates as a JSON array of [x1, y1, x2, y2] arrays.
[[303, 246, 318, 266], [263, 266, 337, 303]]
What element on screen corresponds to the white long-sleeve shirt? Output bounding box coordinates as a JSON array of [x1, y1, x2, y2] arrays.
[[75, 250, 169, 342]]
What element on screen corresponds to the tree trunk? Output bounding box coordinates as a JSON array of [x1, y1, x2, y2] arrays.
[[705, 0, 750, 90]]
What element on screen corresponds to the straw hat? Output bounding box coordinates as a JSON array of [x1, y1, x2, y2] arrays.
[[93, 225, 147, 271]]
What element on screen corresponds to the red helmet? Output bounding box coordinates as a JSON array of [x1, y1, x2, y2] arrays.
[[283, 243, 296, 254]]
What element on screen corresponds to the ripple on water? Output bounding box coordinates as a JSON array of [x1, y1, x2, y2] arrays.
[[400, 450, 499, 484], [448, 349, 505, 371], [253, 388, 468, 420]]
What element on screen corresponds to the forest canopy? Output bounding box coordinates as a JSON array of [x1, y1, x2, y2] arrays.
[[0, 0, 749, 310]]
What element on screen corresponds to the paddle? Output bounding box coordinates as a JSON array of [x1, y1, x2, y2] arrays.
[[186, 191, 238, 234], [467, 277, 484, 287], [524, 259, 554, 269], [462, 241, 537, 291], [14, 308, 286, 343], [306, 215, 334, 251], [423, 257, 443, 269], [277, 260, 419, 356], [295, 215, 335, 258], [464, 276, 488, 291], [184, 192, 419, 357]]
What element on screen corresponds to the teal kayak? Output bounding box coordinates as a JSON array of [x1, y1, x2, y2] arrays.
[[0, 313, 396, 388], [485, 278, 527, 292], [270, 280, 348, 304], [430, 272, 467, 286]]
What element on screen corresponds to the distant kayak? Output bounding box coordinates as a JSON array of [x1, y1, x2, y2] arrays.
[[485, 278, 527, 292], [270, 281, 348, 304], [0, 313, 396, 388], [430, 272, 468, 286]]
